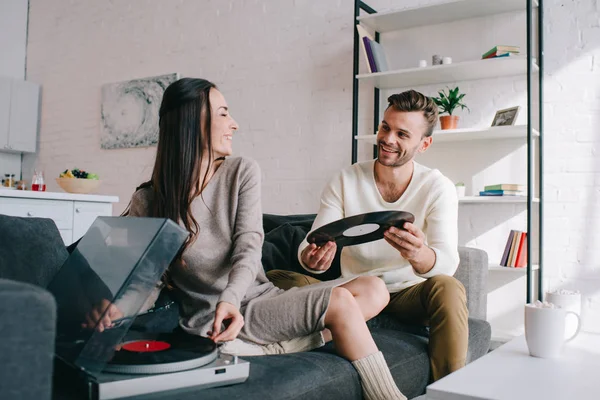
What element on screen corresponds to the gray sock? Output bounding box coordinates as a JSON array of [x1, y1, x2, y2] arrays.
[[351, 351, 407, 400]]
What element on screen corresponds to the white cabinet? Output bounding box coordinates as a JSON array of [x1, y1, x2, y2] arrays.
[[0, 77, 40, 153], [8, 80, 40, 152], [0, 0, 28, 80], [0, 79, 10, 148], [0, 191, 119, 245], [73, 201, 113, 241]]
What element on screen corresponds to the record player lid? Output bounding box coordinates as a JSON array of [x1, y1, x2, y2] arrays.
[[47, 216, 189, 374]]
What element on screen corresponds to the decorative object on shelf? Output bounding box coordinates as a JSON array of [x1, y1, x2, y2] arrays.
[[455, 182, 465, 198], [418, 59, 427, 67], [491, 106, 520, 126], [442, 56, 452, 65], [432, 54, 442, 65], [101, 73, 179, 150], [482, 45, 520, 59], [432, 86, 469, 130]]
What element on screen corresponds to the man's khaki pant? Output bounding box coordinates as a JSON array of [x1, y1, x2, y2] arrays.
[[266, 270, 469, 382]]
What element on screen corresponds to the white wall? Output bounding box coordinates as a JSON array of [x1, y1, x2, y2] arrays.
[[22, 0, 353, 215], [0, 0, 29, 180], [23, 0, 600, 331]]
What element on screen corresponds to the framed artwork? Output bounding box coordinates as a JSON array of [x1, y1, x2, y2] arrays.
[[491, 106, 520, 127], [100, 73, 179, 149]]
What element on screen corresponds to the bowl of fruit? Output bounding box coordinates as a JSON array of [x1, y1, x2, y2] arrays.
[[56, 169, 101, 194]]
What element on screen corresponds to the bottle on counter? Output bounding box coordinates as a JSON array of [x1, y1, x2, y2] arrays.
[[32, 170, 46, 191]]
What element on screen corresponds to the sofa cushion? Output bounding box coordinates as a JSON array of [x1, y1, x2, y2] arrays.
[[0, 215, 68, 287], [0, 279, 56, 400], [101, 329, 429, 400]]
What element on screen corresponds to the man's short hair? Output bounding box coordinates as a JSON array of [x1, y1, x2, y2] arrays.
[[386, 90, 438, 137]]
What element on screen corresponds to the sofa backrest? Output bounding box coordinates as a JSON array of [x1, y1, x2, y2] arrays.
[[0, 215, 68, 287], [262, 214, 489, 320]]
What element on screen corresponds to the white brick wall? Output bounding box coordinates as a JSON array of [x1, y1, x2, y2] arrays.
[[23, 0, 354, 215], [22, 0, 600, 331]]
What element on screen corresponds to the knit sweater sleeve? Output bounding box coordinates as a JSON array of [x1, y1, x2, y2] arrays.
[[414, 177, 460, 278], [297, 171, 345, 274], [218, 159, 265, 309]]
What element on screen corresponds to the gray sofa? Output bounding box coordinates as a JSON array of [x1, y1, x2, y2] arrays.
[[0, 214, 490, 400]]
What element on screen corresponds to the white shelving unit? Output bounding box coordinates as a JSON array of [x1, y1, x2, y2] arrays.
[[353, 0, 543, 342], [357, 0, 538, 32], [489, 264, 539, 272], [356, 57, 538, 89], [356, 125, 540, 143]]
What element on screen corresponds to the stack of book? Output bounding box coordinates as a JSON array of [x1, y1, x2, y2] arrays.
[[481, 45, 520, 59], [500, 230, 528, 268], [356, 25, 390, 73], [479, 184, 525, 196]]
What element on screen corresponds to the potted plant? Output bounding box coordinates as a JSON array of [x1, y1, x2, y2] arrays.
[[432, 86, 469, 130], [455, 181, 466, 198]]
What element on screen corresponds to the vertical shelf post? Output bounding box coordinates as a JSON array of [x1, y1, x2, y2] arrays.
[[537, 0, 544, 301], [352, 0, 361, 164], [373, 30, 380, 160], [353, 1, 378, 164]]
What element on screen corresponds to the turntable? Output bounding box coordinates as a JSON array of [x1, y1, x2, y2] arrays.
[[49, 217, 249, 400]]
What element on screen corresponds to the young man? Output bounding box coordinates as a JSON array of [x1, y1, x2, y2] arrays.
[[268, 89, 467, 382]]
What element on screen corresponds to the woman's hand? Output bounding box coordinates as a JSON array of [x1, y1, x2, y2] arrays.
[[208, 301, 244, 343], [82, 299, 124, 332]]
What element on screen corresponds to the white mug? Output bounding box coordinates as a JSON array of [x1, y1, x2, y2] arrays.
[[525, 304, 581, 358], [545, 290, 582, 337]]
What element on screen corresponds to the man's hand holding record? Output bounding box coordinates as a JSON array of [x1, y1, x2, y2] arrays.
[[301, 241, 337, 272]]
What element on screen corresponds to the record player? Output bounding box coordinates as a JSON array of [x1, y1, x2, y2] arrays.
[[49, 217, 249, 400]]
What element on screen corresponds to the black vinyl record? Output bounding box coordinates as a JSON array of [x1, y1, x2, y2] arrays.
[[307, 211, 415, 248], [104, 330, 217, 374]]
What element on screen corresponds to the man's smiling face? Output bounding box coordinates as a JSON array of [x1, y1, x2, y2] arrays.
[[376, 108, 431, 168]]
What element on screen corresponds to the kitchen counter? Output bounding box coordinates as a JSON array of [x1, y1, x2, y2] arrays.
[[0, 188, 118, 203]]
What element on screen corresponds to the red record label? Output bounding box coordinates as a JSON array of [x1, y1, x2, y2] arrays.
[[122, 340, 171, 353]]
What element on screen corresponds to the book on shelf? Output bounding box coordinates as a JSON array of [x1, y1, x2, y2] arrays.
[[356, 25, 376, 73], [484, 184, 525, 191], [479, 190, 526, 196], [369, 40, 390, 72], [481, 45, 520, 59], [483, 52, 519, 60], [500, 230, 528, 268], [363, 37, 378, 73]]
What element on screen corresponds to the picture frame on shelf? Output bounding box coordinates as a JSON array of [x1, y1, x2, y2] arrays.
[[491, 106, 520, 127]]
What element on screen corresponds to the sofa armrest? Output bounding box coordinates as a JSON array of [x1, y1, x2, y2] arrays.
[[454, 247, 488, 321], [0, 279, 56, 400]]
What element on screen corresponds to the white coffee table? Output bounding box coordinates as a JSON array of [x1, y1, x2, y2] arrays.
[[424, 332, 600, 400]]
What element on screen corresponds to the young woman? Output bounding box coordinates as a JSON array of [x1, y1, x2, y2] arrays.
[[123, 78, 406, 400]]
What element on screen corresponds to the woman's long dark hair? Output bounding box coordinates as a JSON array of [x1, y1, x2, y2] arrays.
[[123, 78, 218, 282]]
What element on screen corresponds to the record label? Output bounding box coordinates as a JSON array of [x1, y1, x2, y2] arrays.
[[343, 223, 380, 237], [122, 340, 171, 353]]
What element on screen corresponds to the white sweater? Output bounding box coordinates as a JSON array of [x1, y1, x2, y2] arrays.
[[298, 160, 459, 293]]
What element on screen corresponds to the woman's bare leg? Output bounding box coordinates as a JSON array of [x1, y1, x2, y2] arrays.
[[324, 286, 406, 400], [339, 276, 390, 320]]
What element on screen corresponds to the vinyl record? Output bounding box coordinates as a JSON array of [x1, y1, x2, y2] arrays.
[[307, 211, 415, 247], [103, 330, 217, 374]]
